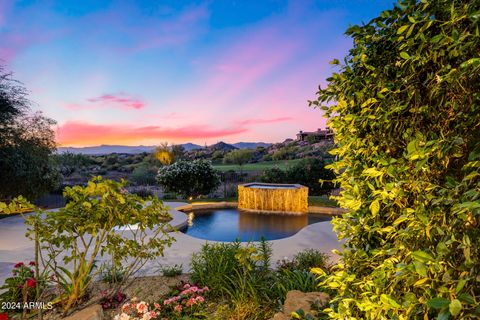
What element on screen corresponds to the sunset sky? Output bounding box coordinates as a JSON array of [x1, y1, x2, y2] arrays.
[[1, 0, 393, 147]]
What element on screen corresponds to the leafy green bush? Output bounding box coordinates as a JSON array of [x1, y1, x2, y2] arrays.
[[260, 159, 335, 195], [28, 177, 175, 314], [310, 0, 480, 318], [157, 160, 220, 198], [259, 166, 287, 183]]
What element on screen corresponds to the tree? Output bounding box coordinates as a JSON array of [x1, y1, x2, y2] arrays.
[[223, 149, 254, 174], [310, 1, 480, 318], [157, 160, 220, 198], [0, 67, 60, 200]]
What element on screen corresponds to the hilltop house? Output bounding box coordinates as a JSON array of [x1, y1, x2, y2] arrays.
[[296, 127, 334, 142]]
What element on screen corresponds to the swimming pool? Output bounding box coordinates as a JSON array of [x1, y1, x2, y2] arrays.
[[181, 208, 331, 242]]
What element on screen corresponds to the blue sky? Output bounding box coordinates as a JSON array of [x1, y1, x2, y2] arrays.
[[0, 0, 394, 146]]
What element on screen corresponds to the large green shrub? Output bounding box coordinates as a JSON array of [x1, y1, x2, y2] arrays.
[[157, 159, 220, 198], [260, 158, 335, 195], [310, 0, 480, 318], [28, 177, 174, 314]]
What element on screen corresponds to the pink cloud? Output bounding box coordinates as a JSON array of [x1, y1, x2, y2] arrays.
[[65, 93, 145, 111], [88, 93, 145, 109], [237, 117, 293, 125], [56, 121, 247, 146]]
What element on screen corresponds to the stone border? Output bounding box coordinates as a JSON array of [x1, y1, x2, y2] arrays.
[[175, 201, 346, 217]]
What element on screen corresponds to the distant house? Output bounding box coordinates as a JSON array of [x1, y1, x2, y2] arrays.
[[296, 127, 334, 142]]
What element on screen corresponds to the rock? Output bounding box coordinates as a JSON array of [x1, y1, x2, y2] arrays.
[[272, 312, 290, 320], [63, 304, 104, 320], [271, 290, 329, 320]]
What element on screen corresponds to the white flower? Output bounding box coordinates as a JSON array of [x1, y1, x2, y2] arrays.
[[114, 313, 131, 320]]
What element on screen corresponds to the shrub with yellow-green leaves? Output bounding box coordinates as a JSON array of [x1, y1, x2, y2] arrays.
[[310, 0, 480, 318]]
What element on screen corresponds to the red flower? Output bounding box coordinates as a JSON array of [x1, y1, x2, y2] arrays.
[[14, 262, 24, 268], [28, 261, 35, 266], [26, 278, 36, 288]]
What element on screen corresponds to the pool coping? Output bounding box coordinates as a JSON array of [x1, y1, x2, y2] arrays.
[[174, 201, 346, 218]]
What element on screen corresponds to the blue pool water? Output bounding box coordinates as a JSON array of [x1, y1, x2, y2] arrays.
[[181, 208, 331, 242]]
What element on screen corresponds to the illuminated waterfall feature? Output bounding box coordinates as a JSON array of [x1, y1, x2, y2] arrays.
[[238, 183, 308, 214]]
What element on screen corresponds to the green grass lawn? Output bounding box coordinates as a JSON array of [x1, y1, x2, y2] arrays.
[[212, 159, 304, 172], [308, 195, 339, 207]]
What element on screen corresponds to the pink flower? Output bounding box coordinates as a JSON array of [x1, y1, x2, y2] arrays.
[[174, 305, 183, 313], [153, 303, 161, 310], [136, 301, 148, 314], [182, 283, 191, 290], [185, 298, 196, 307], [121, 303, 131, 312], [195, 296, 205, 303]]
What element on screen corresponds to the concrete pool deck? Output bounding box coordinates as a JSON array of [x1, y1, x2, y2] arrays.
[[0, 202, 342, 284]]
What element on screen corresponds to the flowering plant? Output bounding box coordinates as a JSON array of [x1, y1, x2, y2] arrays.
[[0, 261, 43, 313], [113, 298, 160, 320], [161, 282, 208, 315], [113, 282, 209, 320]]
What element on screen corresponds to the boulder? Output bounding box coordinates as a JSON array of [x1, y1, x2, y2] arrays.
[[272, 290, 329, 320], [64, 304, 103, 320]]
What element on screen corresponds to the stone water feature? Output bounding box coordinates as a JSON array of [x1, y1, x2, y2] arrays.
[[237, 183, 308, 214]]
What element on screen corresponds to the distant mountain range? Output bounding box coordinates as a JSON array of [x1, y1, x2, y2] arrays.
[[57, 141, 271, 155]]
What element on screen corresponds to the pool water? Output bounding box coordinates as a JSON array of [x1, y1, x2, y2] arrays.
[[181, 208, 331, 242]]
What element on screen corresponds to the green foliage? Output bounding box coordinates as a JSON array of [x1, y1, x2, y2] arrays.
[[223, 149, 255, 172], [259, 166, 287, 183], [277, 249, 330, 273], [52, 152, 94, 177], [160, 264, 183, 277], [27, 177, 174, 313], [190, 240, 272, 303], [0, 67, 60, 200], [100, 262, 127, 284], [310, 0, 480, 318], [271, 270, 322, 304], [131, 163, 158, 185], [157, 160, 220, 198], [260, 158, 336, 195]]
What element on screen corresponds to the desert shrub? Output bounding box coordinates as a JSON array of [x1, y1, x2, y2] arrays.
[[157, 160, 220, 198], [277, 249, 330, 273], [310, 0, 480, 318], [160, 264, 183, 277], [131, 163, 158, 185], [260, 159, 335, 195], [259, 166, 287, 183], [27, 177, 175, 314], [132, 187, 154, 198]]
